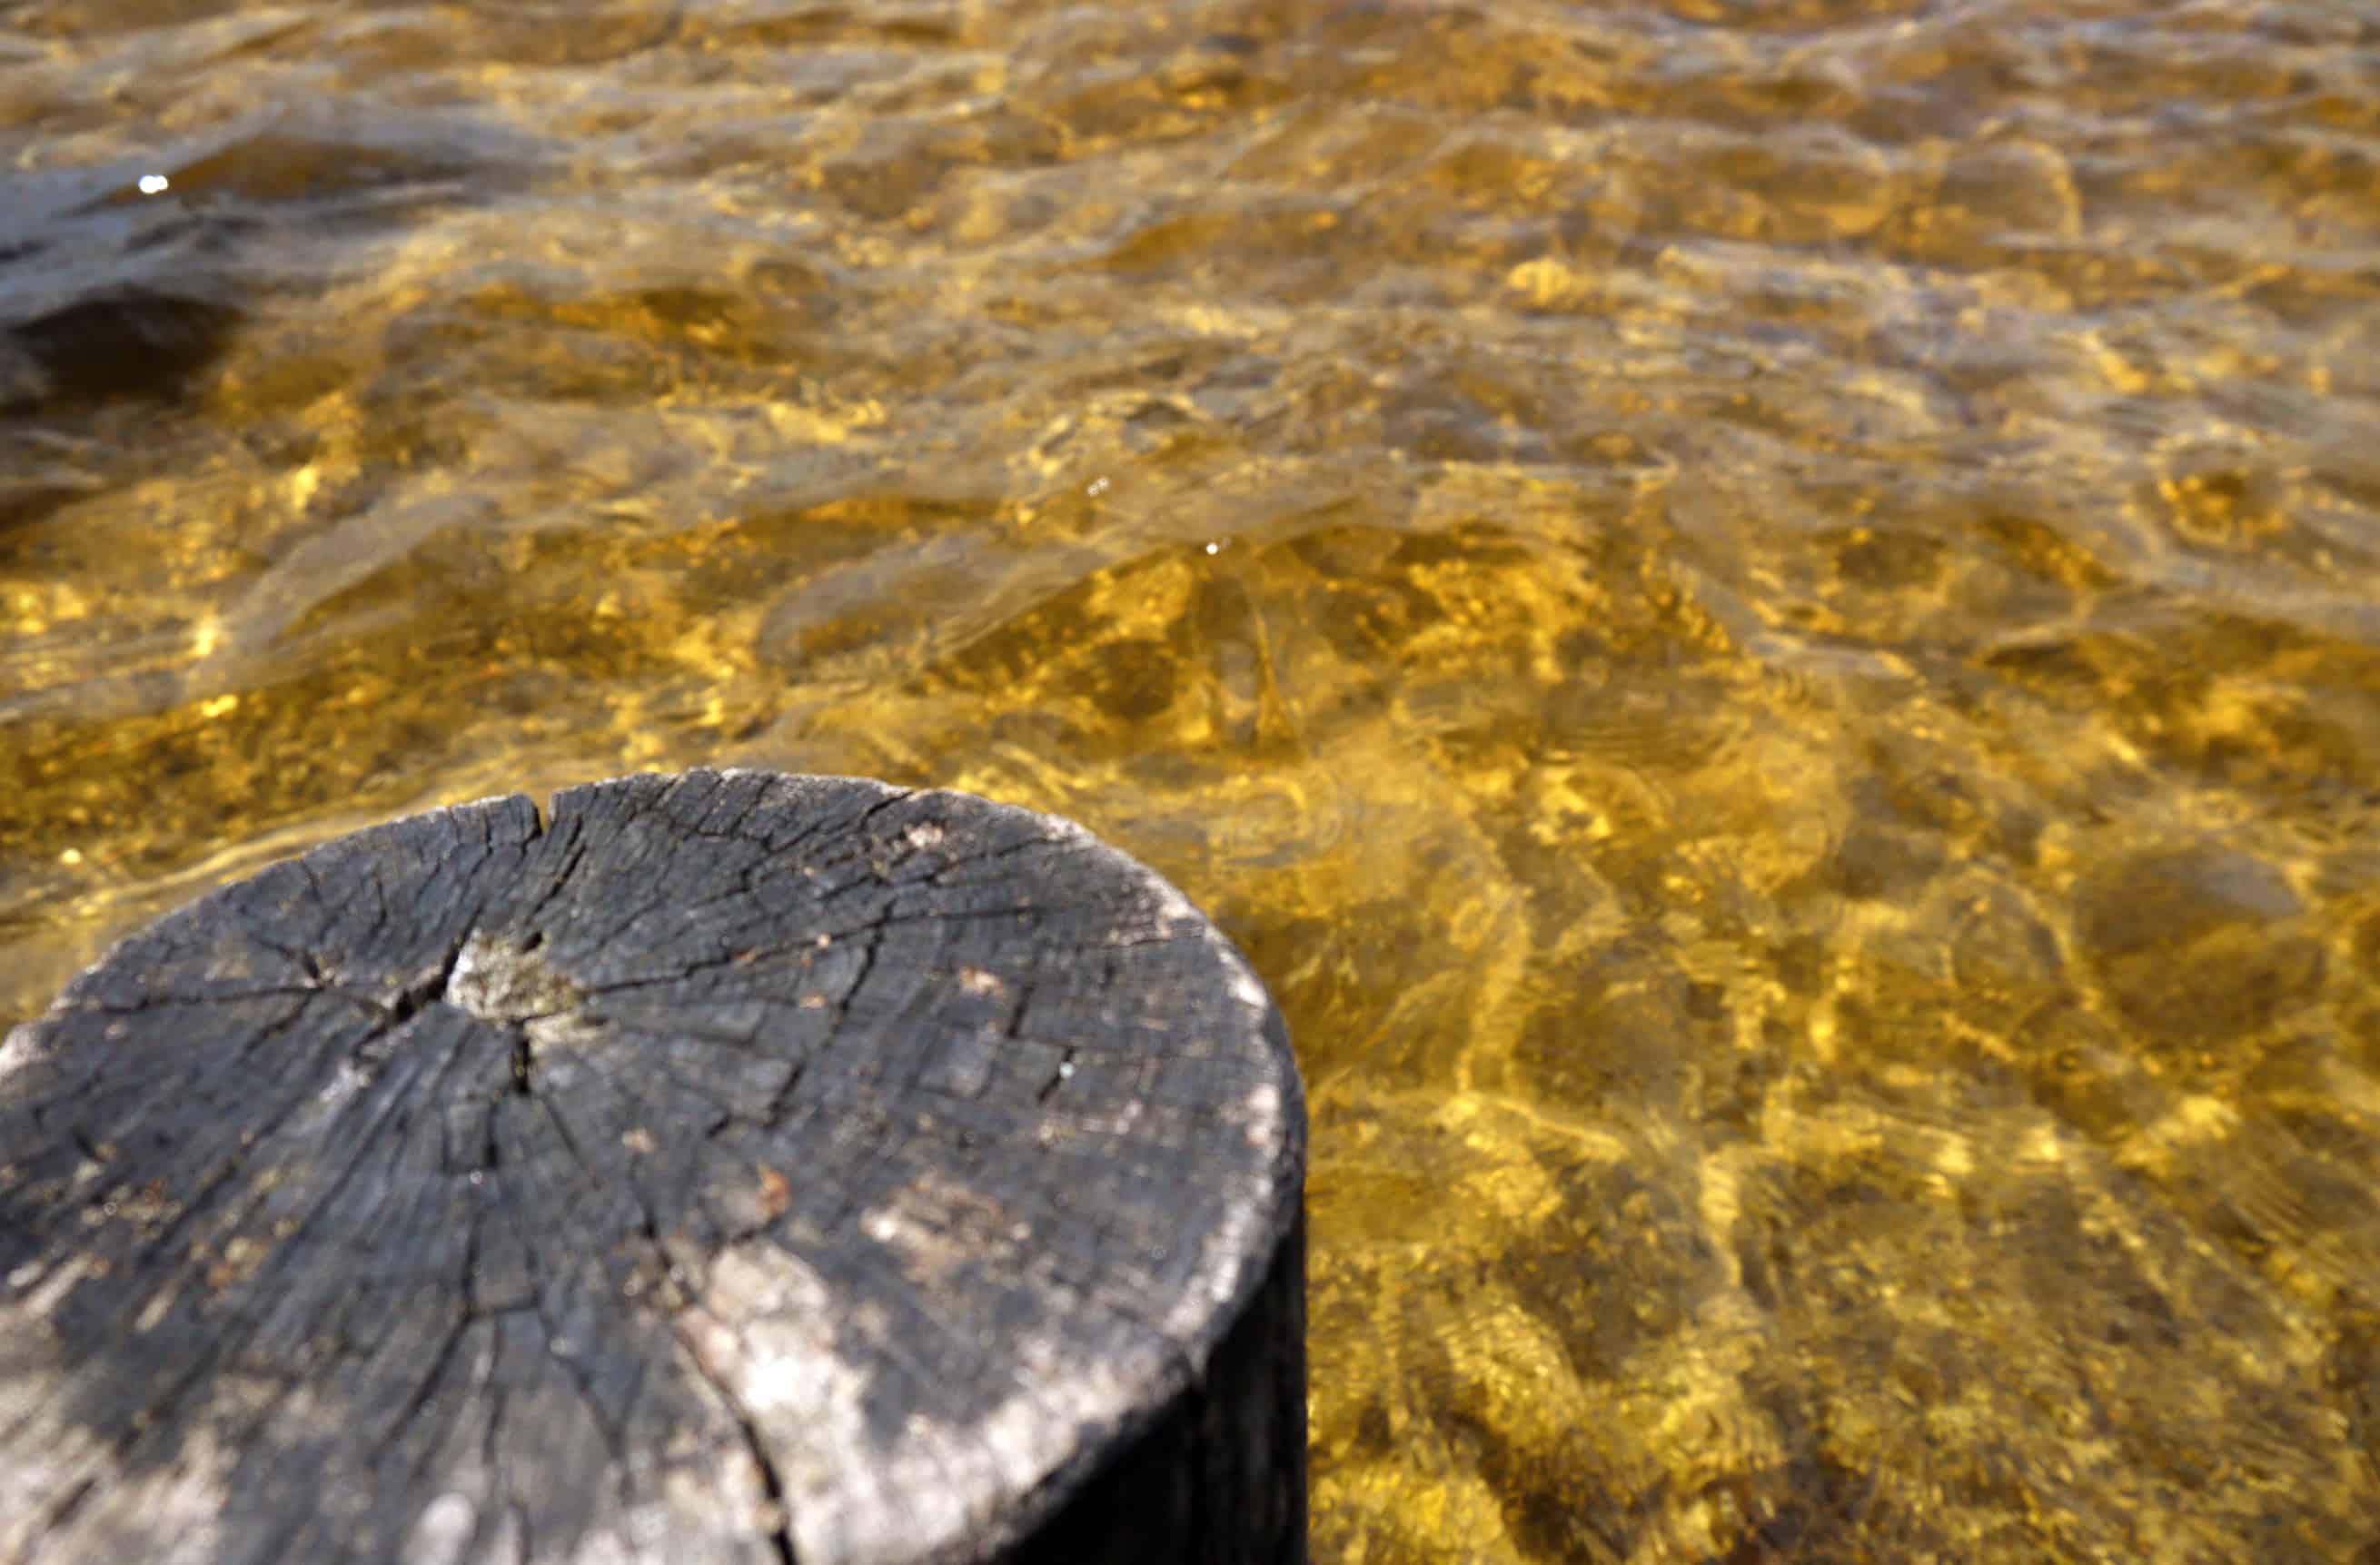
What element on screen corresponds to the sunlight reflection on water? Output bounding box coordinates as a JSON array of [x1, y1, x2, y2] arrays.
[[5, 0, 2380, 1559]]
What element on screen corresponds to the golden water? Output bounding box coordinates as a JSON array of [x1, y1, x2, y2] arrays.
[[5, 0, 2379, 1559]]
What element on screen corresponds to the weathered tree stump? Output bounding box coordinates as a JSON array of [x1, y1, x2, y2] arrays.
[[0, 769, 1305, 1565]]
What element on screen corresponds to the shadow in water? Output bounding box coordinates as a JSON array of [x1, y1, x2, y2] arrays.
[[0, 108, 553, 530], [1, 147, 254, 415]]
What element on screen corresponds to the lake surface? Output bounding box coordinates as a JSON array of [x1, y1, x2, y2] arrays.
[[5, 0, 2378, 1559]]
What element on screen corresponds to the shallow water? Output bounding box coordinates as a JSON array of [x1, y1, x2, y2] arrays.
[[5, 0, 2379, 1559]]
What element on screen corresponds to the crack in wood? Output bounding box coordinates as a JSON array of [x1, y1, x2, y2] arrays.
[[2, 770, 1305, 1564]]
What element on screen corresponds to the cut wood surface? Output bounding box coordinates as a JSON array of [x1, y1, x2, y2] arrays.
[[0, 769, 1306, 1565]]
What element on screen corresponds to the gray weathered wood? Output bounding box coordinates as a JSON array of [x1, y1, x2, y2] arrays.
[[0, 769, 1305, 1565]]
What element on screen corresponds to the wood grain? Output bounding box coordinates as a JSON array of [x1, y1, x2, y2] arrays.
[[0, 769, 1306, 1565]]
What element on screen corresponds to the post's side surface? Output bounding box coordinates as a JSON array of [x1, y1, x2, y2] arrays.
[[0, 768, 1306, 1565]]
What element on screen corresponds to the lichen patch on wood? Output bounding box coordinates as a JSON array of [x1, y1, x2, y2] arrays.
[[444, 930, 585, 1025]]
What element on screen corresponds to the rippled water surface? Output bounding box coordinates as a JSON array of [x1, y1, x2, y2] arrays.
[[6, 0, 2380, 1558]]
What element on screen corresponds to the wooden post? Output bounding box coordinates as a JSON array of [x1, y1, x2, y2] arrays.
[[0, 769, 1306, 1565]]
